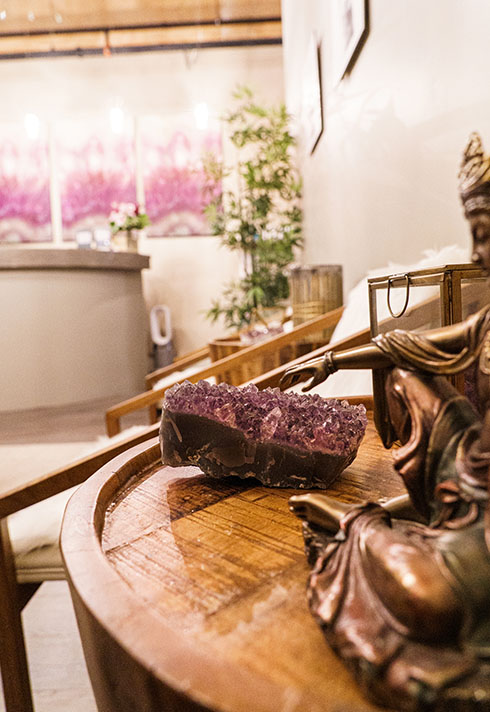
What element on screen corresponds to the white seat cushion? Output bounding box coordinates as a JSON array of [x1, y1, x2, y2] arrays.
[[6, 426, 147, 582], [9, 486, 77, 581], [15, 544, 65, 583]]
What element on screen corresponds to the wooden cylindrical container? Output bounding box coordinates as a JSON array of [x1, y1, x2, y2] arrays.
[[288, 264, 343, 343]]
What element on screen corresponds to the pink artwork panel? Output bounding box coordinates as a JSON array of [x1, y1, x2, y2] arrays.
[[0, 121, 51, 243], [56, 117, 136, 240], [141, 116, 222, 237]]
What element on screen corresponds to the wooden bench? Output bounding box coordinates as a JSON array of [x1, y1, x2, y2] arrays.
[[105, 307, 353, 436]]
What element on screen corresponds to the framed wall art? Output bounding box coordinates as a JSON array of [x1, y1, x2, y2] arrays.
[[333, 0, 369, 83], [0, 111, 224, 243], [302, 38, 324, 155], [56, 116, 136, 241], [0, 120, 52, 243], [140, 115, 222, 237]]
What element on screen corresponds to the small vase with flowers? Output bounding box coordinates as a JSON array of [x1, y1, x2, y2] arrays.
[[109, 202, 150, 252]]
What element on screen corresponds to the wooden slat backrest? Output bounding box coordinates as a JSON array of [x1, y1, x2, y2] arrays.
[[105, 307, 345, 436], [145, 346, 210, 389]]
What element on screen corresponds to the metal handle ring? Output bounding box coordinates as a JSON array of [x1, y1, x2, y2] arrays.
[[387, 274, 411, 318]]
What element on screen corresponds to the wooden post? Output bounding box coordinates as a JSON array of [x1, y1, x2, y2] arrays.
[[0, 519, 35, 712]]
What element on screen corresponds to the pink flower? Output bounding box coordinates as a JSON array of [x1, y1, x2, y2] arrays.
[[108, 200, 149, 233], [109, 210, 125, 227]]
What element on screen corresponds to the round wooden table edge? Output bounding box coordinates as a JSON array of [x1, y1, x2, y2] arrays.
[[60, 438, 327, 712]]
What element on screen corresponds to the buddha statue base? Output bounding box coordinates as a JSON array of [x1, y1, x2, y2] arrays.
[[292, 494, 490, 711]]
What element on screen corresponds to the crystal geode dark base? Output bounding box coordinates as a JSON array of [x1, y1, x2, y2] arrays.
[[160, 409, 357, 488]]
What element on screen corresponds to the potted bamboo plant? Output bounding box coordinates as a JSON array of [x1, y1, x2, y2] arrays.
[[203, 86, 303, 335]]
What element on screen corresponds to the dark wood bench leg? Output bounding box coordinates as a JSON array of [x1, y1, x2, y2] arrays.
[[0, 519, 35, 712], [148, 403, 159, 425]]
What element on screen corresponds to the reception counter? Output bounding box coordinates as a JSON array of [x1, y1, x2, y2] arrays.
[[0, 248, 150, 412]]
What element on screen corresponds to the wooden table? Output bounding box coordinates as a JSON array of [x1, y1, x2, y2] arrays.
[[61, 418, 404, 712]]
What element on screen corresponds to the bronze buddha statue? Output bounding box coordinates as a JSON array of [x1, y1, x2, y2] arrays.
[[280, 133, 490, 711]]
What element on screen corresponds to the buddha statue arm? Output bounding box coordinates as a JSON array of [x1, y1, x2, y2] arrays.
[[279, 342, 391, 391], [416, 316, 472, 351], [280, 307, 489, 392]]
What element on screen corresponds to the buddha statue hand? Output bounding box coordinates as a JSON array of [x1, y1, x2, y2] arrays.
[[279, 351, 337, 391]]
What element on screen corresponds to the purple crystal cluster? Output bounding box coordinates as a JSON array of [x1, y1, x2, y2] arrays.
[[164, 381, 367, 456]]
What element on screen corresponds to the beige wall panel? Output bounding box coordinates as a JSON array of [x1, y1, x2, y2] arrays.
[[0, 269, 148, 410]]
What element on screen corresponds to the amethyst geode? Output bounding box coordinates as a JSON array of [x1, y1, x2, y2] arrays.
[[160, 381, 367, 488]]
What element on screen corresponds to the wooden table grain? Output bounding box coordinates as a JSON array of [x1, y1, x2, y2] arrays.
[[61, 417, 403, 712]]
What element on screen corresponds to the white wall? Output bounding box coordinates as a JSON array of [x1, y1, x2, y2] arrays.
[[281, 0, 490, 294], [0, 45, 284, 356], [139, 234, 242, 356]]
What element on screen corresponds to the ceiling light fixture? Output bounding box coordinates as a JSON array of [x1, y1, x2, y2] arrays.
[[0, 10, 6, 20], [184, 47, 198, 70], [103, 30, 111, 57]]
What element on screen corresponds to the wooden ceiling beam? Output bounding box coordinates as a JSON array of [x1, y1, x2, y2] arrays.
[[0, 0, 281, 35], [0, 19, 282, 59], [0, 15, 281, 37], [110, 21, 281, 48]]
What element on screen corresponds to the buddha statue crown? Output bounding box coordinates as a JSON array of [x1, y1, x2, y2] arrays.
[[459, 132, 490, 213]]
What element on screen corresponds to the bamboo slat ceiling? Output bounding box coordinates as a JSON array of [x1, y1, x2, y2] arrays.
[[0, 0, 281, 59]]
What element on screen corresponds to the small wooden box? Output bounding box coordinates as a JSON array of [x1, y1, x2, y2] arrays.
[[288, 264, 343, 343]]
